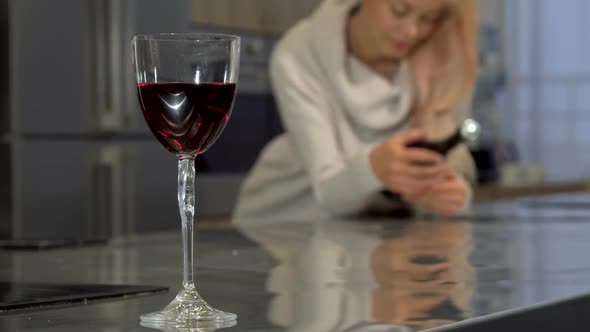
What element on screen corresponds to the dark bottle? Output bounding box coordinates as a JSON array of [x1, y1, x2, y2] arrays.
[[407, 119, 481, 155]]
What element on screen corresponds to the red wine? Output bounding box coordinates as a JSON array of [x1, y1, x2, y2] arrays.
[[137, 82, 236, 155]]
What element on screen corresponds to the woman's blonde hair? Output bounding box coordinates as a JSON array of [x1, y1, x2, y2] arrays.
[[411, 0, 479, 117]]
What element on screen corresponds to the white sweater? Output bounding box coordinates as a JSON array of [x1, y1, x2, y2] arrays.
[[233, 0, 475, 223]]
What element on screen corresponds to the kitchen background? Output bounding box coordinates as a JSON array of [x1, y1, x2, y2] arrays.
[[0, 0, 587, 240]]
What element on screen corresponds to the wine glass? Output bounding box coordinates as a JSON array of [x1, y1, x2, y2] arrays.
[[131, 33, 240, 327]]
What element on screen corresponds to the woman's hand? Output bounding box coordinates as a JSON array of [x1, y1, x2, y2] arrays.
[[412, 165, 470, 216], [369, 129, 447, 200]]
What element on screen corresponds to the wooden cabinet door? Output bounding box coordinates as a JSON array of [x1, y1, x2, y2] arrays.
[[192, 0, 321, 34]]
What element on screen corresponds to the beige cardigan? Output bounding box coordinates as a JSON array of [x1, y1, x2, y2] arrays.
[[233, 0, 475, 223]]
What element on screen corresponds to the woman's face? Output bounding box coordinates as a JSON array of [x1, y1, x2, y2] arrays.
[[363, 0, 450, 59]]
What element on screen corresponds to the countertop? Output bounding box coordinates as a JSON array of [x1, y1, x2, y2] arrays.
[[473, 180, 590, 202], [3, 194, 590, 331]]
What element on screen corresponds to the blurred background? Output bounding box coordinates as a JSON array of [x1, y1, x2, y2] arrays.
[[0, 0, 586, 240]]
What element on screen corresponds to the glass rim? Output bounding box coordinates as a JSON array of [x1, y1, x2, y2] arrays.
[[132, 32, 240, 42]]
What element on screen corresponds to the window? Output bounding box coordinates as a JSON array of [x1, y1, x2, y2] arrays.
[[503, 0, 590, 180]]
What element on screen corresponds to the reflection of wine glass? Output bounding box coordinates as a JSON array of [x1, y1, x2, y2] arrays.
[[132, 33, 240, 326], [140, 319, 237, 332]]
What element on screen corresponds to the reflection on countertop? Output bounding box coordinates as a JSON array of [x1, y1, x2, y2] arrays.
[[239, 220, 473, 331], [3, 196, 590, 330]]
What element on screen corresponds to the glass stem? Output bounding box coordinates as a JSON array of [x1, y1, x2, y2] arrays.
[[178, 156, 196, 291]]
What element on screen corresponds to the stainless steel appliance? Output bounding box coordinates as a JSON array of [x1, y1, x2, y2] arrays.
[[0, 0, 206, 240]]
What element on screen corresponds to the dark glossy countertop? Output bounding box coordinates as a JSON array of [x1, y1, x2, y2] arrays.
[[3, 194, 590, 331]]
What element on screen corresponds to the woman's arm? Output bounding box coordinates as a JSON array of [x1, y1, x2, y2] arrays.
[[269, 49, 383, 217]]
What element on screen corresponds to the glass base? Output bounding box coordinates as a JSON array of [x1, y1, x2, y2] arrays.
[[140, 288, 236, 329]]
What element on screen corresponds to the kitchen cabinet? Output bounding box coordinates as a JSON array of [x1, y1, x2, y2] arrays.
[[191, 0, 320, 34]]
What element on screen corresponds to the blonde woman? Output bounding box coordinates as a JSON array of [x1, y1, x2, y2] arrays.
[[233, 0, 479, 222]]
